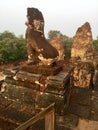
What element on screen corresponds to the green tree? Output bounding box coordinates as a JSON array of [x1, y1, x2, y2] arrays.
[[93, 39, 98, 51], [0, 31, 15, 40], [48, 30, 62, 39], [14, 36, 27, 60], [0, 31, 27, 63]]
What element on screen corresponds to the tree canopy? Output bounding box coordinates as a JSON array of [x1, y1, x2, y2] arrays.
[[0, 30, 98, 64], [0, 31, 27, 64]]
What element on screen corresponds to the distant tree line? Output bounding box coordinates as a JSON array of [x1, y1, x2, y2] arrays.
[[93, 36, 98, 51], [0, 30, 98, 64], [0, 31, 27, 64]]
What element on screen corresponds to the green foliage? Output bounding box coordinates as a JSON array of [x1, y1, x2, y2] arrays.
[[0, 31, 15, 40], [0, 31, 27, 63], [0, 30, 97, 63], [48, 30, 62, 39], [93, 39, 98, 51], [48, 30, 73, 58]]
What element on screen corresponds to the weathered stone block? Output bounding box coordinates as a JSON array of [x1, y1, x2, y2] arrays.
[[69, 103, 90, 119], [56, 125, 72, 130], [20, 64, 62, 75], [46, 72, 70, 86], [56, 114, 78, 129], [5, 77, 40, 90], [15, 70, 42, 84], [71, 87, 92, 105], [1, 83, 36, 105], [90, 110, 98, 121], [3, 66, 19, 77], [36, 92, 66, 115], [45, 85, 66, 95]]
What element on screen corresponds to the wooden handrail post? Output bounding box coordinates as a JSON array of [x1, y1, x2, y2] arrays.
[[45, 108, 55, 130], [14, 103, 55, 130]]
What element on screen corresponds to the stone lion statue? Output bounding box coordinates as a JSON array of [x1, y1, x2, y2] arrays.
[[25, 8, 59, 65]]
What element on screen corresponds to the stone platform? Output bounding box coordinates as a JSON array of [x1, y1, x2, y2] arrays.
[[1, 62, 98, 130], [0, 63, 72, 129]]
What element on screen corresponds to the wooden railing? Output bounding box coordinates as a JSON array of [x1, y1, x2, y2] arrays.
[[15, 103, 55, 130]]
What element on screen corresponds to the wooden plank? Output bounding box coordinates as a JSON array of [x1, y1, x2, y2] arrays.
[[14, 103, 55, 130], [45, 109, 55, 130]]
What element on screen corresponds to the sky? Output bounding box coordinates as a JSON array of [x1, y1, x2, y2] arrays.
[[0, 0, 98, 39]]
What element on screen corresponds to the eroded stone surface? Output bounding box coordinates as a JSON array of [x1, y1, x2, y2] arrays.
[[71, 22, 94, 61], [72, 61, 94, 88], [71, 22, 98, 88], [25, 8, 59, 65], [50, 35, 65, 60]]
